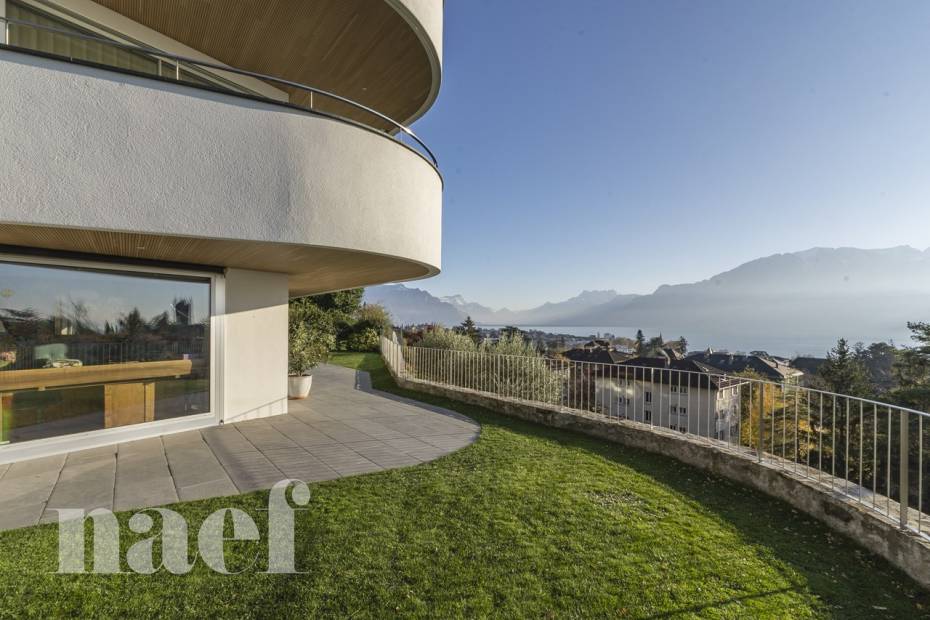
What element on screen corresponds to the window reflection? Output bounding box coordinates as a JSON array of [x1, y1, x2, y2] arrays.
[[0, 260, 211, 444]]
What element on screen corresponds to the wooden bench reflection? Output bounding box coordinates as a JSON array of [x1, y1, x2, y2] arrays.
[[0, 359, 196, 432]]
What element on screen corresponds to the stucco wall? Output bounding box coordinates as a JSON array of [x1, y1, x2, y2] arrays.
[[222, 268, 289, 424], [0, 50, 442, 275]]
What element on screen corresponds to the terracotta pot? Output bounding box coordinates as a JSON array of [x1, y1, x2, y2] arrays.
[[288, 374, 313, 399]]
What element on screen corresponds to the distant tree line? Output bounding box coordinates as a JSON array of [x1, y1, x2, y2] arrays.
[[813, 322, 930, 410]]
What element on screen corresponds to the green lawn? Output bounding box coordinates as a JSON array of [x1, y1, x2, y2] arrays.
[[0, 352, 927, 618]]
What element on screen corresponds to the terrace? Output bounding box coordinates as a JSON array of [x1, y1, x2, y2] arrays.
[[0, 352, 927, 616], [0, 363, 478, 530]]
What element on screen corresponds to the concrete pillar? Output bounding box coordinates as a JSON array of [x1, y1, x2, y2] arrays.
[[221, 268, 288, 424]]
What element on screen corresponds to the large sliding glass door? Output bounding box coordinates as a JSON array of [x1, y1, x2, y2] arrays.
[[0, 259, 212, 445]]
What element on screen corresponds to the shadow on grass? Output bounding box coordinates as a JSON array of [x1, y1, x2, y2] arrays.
[[641, 586, 802, 618], [347, 354, 930, 612]]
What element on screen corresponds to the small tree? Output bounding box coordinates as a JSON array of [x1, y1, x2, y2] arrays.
[[459, 316, 480, 344], [479, 332, 561, 404], [345, 327, 380, 352], [288, 306, 335, 375], [419, 326, 477, 351], [355, 303, 393, 334], [892, 322, 930, 410], [818, 338, 870, 398], [634, 329, 645, 353]]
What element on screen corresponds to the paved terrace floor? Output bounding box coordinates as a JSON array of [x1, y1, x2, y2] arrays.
[[0, 365, 480, 531]]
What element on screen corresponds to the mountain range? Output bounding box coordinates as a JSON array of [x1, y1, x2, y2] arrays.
[[363, 246, 930, 354]]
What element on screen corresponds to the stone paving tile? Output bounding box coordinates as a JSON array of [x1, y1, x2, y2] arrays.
[[114, 438, 179, 511], [381, 436, 439, 455], [163, 433, 237, 501], [260, 448, 340, 482], [345, 441, 423, 469], [211, 449, 285, 493], [406, 422, 466, 438], [286, 398, 314, 412], [0, 454, 66, 523], [0, 468, 61, 506], [235, 420, 300, 452], [4, 453, 66, 479], [267, 417, 338, 448], [307, 421, 377, 444], [117, 436, 165, 458], [418, 433, 478, 451], [367, 405, 423, 418], [202, 425, 260, 456], [176, 479, 241, 502], [306, 443, 382, 476], [60, 444, 117, 465], [288, 409, 338, 424], [0, 502, 46, 531], [342, 419, 409, 439], [325, 460, 383, 476], [43, 451, 117, 521], [405, 447, 451, 462], [380, 418, 443, 437], [305, 444, 367, 464]]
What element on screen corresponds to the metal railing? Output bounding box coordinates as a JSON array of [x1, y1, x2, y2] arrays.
[[0, 16, 437, 167], [381, 337, 930, 538]]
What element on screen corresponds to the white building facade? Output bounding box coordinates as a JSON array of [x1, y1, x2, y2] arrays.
[[594, 363, 745, 440], [0, 0, 443, 463]]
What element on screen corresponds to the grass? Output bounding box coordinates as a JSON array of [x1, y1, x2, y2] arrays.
[[0, 352, 927, 618]]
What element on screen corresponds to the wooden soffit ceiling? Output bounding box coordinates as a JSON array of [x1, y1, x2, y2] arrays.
[[92, 0, 436, 128], [0, 224, 434, 297]]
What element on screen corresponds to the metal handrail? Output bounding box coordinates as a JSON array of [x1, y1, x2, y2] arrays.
[[0, 16, 438, 167]]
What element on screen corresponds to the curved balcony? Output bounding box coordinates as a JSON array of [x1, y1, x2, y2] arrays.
[[91, 0, 443, 128], [0, 17, 442, 295]]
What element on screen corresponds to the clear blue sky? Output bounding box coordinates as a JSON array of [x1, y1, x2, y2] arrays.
[[409, 0, 930, 310]]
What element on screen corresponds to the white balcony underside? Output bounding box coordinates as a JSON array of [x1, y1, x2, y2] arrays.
[[0, 50, 442, 295]]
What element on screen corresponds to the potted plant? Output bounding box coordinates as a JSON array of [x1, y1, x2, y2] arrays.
[[288, 320, 333, 399]]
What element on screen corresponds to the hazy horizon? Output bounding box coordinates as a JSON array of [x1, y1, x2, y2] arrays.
[[401, 243, 930, 313], [413, 1, 930, 309]]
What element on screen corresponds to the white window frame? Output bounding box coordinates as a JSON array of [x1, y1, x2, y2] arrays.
[[0, 251, 224, 464]]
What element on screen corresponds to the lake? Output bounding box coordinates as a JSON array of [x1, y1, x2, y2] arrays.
[[476, 325, 911, 358]]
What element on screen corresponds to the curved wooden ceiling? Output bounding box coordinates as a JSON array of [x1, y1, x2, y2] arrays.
[[0, 224, 435, 297], [92, 0, 437, 129]]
